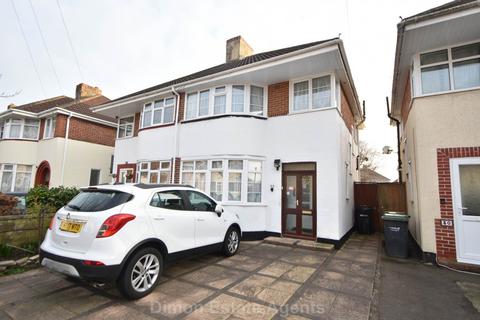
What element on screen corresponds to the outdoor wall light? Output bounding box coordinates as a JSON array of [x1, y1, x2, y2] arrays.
[[270, 185, 274, 192], [274, 159, 281, 171]]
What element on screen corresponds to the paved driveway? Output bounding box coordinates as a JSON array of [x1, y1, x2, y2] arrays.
[[0, 234, 378, 320]]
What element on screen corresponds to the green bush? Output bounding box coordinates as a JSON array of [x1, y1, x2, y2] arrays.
[[27, 186, 80, 212]]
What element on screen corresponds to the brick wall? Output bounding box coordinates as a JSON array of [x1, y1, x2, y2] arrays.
[[173, 157, 181, 183], [400, 72, 412, 126], [38, 119, 45, 139], [267, 82, 289, 117], [435, 147, 480, 262], [177, 93, 185, 122], [54, 114, 67, 138], [68, 117, 116, 147], [340, 85, 354, 133], [133, 112, 140, 137]]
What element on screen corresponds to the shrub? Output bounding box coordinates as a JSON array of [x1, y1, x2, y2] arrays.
[[27, 186, 80, 212]]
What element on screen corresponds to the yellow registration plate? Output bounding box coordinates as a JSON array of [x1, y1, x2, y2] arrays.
[[59, 220, 83, 233]]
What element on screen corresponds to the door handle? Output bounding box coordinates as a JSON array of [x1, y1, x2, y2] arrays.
[[296, 200, 299, 206], [459, 207, 468, 211], [197, 218, 205, 222]]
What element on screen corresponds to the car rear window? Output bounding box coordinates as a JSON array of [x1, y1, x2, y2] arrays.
[[65, 189, 133, 212]]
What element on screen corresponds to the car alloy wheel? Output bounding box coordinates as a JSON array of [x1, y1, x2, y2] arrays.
[[130, 253, 160, 293], [227, 230, 239, 254]]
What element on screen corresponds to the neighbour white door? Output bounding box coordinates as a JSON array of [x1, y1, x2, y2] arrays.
[[119, 168, 134, 183], [451, 157, 480, 265]]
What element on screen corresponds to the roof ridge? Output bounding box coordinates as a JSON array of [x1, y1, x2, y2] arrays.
[[17, 95, 73, 108]]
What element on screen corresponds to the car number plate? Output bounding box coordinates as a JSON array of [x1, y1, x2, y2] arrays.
[[59, 220, 83, 233]]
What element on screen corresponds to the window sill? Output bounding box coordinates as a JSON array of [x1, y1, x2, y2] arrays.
[[414, 86, 480, 99], [138, 122, 175, 132], [182, 113, 267, 124], [289, 105, 338, 116], [0, 138, 38, 142], [116, 136, 135, 140], [221, 202, 267, 207]]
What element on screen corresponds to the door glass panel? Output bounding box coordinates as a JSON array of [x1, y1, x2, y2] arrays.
[[286, 214, 297, 233], [302, 215, 313, 235], [302, 176, 313, 211], [286, 176, 297, 209], [459, 164, 480, 216]]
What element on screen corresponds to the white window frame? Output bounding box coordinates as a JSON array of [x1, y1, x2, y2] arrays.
[[0, 163, 33, 193], [183, 84, 267, 121], [137, 160, 172, 184], [180, 158, 264, 205], [289, 72, 337, 114], [43, 117, 56, 139], [413, 39, 480, 97], [1, 118, 40, 140], [140, 96, 176, 129], [117, 115, 135, 139]]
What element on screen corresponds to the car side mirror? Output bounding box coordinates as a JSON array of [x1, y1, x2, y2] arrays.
[[215, 204, 224, 217]]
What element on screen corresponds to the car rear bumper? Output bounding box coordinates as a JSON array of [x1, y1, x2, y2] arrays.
[[39, 249, 122, 282]]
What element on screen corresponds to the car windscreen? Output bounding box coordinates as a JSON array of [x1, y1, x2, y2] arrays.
[[65, 189, 133, 212]]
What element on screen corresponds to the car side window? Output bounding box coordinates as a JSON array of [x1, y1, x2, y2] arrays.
[[186, 191, 216, 212], [150, 191, 186, 211]]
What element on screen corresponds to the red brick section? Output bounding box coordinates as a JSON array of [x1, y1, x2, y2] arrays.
[[177, 93, 185, 122], [172, 157, 181, 183], [268, 82, 289, 117], [133, 113, 140, 137], [54, 114, 67, 138], [116, 163, 136, 183], [68, 117, 116, 147], [400, 72, 412, 126], [38, 119, 45, 139], [436, 147, 480, 265], [340, 85, 354, 133]]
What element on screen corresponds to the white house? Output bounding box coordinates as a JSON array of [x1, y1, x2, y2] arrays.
[[93, 36, 363, 245]]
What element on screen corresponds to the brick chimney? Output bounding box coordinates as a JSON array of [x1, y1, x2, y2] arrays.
[[226, 36, 254, 63], [7, 103, 16, 109], [75, 83, 102, 100]]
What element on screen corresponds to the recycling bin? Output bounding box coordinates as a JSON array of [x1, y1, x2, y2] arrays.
[[382, 212, 410, 258], [356, 206, 374, 234]]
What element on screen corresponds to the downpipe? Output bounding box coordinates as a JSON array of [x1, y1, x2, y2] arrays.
[[386, 97, 402, 183]]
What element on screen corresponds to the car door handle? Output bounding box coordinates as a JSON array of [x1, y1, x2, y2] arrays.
[[197, 218, 205, 222], [154, 217, 165, 221]]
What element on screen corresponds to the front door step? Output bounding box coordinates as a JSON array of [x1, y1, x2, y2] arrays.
[[264, 237, 334, 252]]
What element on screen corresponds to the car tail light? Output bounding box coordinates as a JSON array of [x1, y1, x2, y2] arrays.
[[49, 215, 55, 230], [96, 214, 135, 238], [83, 260, 105, 266]]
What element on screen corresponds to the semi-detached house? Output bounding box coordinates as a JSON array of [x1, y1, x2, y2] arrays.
[[93, 37, 363, 244]]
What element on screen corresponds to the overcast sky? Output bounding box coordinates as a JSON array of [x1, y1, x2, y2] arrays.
[[0, 0, 448, 179]]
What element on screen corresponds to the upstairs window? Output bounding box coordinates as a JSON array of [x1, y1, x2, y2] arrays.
[[231, 85, 245, 112], [419, 42, 480, 94], [0, 118, 39, 140], [117, 116, 134, 138], [292, 75, 333, 112], [214, 87, 227, 115], [141, 97, 176, 128], [44, 117, 56, 139], [250, 86, 264, 115]]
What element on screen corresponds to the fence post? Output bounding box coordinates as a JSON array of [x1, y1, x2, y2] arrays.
[[38, 205, 46, 243]]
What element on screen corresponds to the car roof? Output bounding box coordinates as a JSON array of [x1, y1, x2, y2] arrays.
[[82, 183, 194, 194]]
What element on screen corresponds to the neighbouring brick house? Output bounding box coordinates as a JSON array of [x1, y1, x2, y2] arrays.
[[93, 36, 364, 245], [0, 83, 116, 192], [390, 0, 480, 268]]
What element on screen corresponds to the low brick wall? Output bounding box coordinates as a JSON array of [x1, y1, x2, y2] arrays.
[[0, 213, 54, 246]]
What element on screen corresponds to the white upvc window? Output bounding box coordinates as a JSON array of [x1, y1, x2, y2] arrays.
[[137, 160, 171, 184], [415, 40, 480, 95], [290, 74, 335, 113], [0, 164, 32, 193], [141, 97, 176, 128], [184, 84, 266, 120], [43, 117, 56, 139], [181, 158, 263, 204], [0, 118, 39, 140], [117, 116, 134, 138]]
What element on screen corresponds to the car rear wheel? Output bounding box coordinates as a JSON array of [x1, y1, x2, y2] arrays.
[[222, 227, 240, 257], [117, 247, 163, 299]]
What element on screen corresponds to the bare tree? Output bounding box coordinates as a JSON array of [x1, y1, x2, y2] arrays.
[[0, 74, 20, 98], [358, 141, 380, 170]]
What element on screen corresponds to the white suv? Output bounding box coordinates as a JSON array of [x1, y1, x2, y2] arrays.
[[40, 183, 242, 299]]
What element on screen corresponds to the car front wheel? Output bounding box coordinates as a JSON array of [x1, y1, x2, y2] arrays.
[[223, 227, 240, 256], [117, 247, 163, 299]]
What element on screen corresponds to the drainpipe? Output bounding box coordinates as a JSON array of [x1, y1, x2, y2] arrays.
[[356, 100, 366, 129], [171, 86, 181, 183], [60, 112, 73, 185], [386, 97, 403, 183]]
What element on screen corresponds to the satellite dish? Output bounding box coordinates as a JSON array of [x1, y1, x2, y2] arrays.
[[383, 146, 393, 154]]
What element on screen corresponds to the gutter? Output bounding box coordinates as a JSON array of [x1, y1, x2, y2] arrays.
[[92, 39, 343, 113], [355, 101, 366, 128], [171, 86, 181, 183], [386, 97, 402, 183], [60, 112, 73, 185]]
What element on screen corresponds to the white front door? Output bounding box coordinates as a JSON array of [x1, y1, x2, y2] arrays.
[[451, 157, 480, 265], [119, 168, 134, 183]]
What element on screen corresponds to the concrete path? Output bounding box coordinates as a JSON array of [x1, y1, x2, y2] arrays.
[[0, 233, 478, 319]]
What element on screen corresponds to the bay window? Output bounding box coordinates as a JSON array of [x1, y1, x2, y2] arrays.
[[292, 75, 333, 112], [0, 164, 32, 193], [418, 41, 480, 95], [181, 159, 263, 204], [0, 118, 39, 140], [137, 160, 171, 184], [184, 84, 266, 120], [141, 97, 176, 128], [117, 116, 134, 138], [44, 117, 56, 139]]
